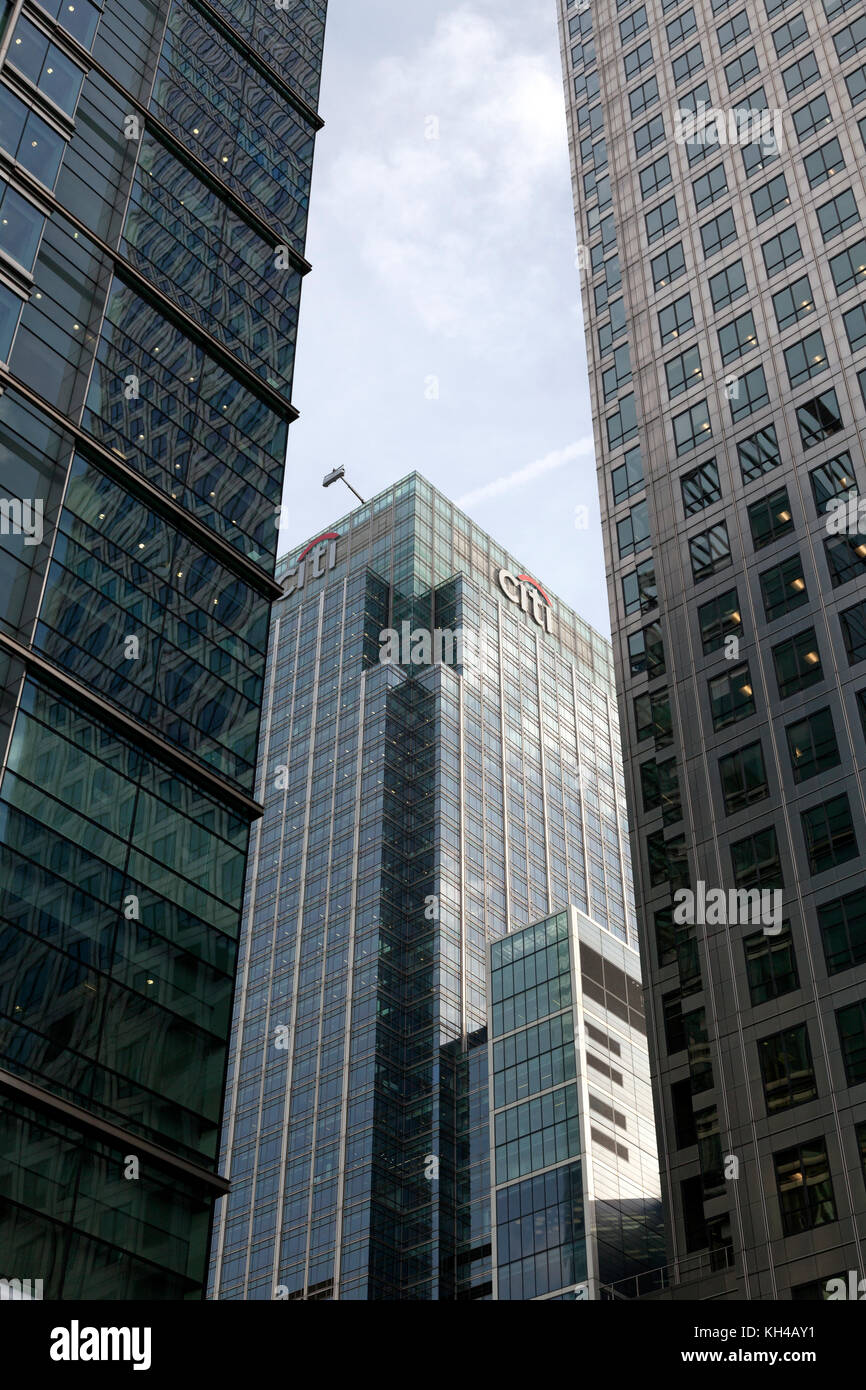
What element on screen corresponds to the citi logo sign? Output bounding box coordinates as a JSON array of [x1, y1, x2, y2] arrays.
[[496, 568, 554, 633], [282, 532, 339, 597], [50, 1320, 152, 1370]]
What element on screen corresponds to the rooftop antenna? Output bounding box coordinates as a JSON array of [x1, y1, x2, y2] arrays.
[[323, 465, 365, 505]]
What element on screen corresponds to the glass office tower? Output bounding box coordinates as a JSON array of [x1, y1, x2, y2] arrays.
[[490, 907, 663, 1300], [0, 0, 326, 1297], [558, 0, 866, 1297], [208, 472, 651, 1300]]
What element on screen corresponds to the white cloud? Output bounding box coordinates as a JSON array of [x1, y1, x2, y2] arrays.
[[317, 4, 570, 345], [456, 438, 594, 508]]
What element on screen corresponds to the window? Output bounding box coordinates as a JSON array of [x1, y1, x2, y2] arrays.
[[641, 756, 681, 824], [773, 12, 808, 55], [772, 274, 814, 330], [673, 43, 705, 86], [730, 365, 770, 422], [0, 84, 65, 190], [635, 687, 672, 747], [840, 599, 866, 664], [646, 195, 679, 243], [634, 112, 666, 159], [801, 793, 858, 874], [651, 242, 686, 289], [607, 393, 638, 450], [700, 207, 737, 257], [666, 344, 704, 398], [725, 48, 760, 91], [673, 399, 712, 455], [772, 628, 823, 698], [6, 15, 85, 118], [834, 16, 866, 62], [612, 446, 645, 504], [786, 707, 839, 783], [759, 1025, 817, 1114], [817, 189, 859, 242], [751, 174, 791, 224], [709, 259, 748, 309], [738, 424, 780, 483], [843, 303, 866, 353], [617, 499, 651, 558], [658, 292, 694, 344], [602, 342, 633, 401], [629, 76, 659, 117], [34, 0, 100, 47], [742, 137, 778, 178], [640, 154, 673, 200], [797, 389, 843, 448], [719, 741, 769, 813], [709, 663, 756, 729], [0, 282, 23, 361], [818, 891, 866, 974], [774, 1139, 837, 1237], [663, 991, 686, 1054], [667, 7, 698, 48], [698, 588, 742, 653], [846, 63, 866, 106], [762, 224, 803, 276], [628, 621, 666, 679], [782, 52, 820, 98], [810, 452, 856, 514], [804, 137, 845, 189], [681, 458, 721, 514], [829, 238, 866, 295], [718, 10, 751, 52], [622, 557, 657, 616], [784, 330, 828, 386], [0, 176, 44, 273], [692, 163, 728, 211], [761, 554, 808, 620], [648, 830, 689, 889], [748, 487, 794, 549], [598, 297, 627, 354], [624, 39, 654, 81], [690, 521, 731, 581], [825, 532, 866, 588], [793, 94, 832, 146], [731, 825, 782, 888], [620, 5, 649, 44], [837, 1001, 866, 1086], [718, 310, 758, 364], [744, 924, 798, 1006]]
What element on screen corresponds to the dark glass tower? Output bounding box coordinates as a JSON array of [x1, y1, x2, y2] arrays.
[[559, 0, 866, 1298], [0, 0, 326, 1297], [208, 473, 653, 1300]]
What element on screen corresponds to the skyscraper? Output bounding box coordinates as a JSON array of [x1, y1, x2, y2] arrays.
[[558, 0, 866, 1298], [208, 472, 652, 1300], [0, 0, 326, 1297], [490, 906, 663, 1300]]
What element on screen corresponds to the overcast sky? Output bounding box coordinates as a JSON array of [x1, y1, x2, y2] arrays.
[[280, 0, 608, 635]]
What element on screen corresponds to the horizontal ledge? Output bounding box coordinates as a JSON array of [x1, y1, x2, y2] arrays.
[[0, 369, 285, 602], [0, 631, 265, 822], [0, 1068, 230, 1195]]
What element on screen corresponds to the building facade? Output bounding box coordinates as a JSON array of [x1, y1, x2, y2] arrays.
[[490, 906, 663, 1300], [0, 0, 326, 1297], [208, 472, 654, 1300], [558, 0, 866, 1297]]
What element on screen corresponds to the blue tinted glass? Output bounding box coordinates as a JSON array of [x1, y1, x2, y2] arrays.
[[0, 177, 45, 270], [0, 84, 64, 187], [0, 282, 22, 359], [8, 16, 84, 116]]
